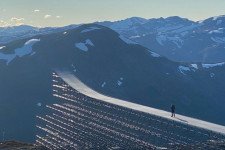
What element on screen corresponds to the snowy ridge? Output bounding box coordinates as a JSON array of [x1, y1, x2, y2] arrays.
[[81, 26, 100, 33], [0, 38, 39, 65], [56, 69, 225, 136], [0, 46, 6, 50], [179, 66, 191, 75], [202, 62, 225, 68]]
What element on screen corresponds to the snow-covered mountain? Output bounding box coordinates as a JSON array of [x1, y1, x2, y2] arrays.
[[0, 24, 80, 44], [97, 15, 225, 63], [1, 15, 225, 62], [1, 24, 225, 142]]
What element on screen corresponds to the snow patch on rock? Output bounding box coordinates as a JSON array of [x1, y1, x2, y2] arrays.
[[178, 66, 190, 75], [211, 37, 225, 43], [149, 51, 160, 57], [101, 82, 106, 88], [85, 39, 94, 46], [202, 62, 225, 68], [213, 15, 225, 20], [15, 39, 40, 57], [117, 80, 122, 86], [210, 73, 215, 78], [156, 35, 167, 45], [209, 28, 224, 34], [216, 20, 222, 25], [37, 102, 42, 107], [0, 39, 40, 65], [75, 39, 94, 51], [81, 27, 100, 33], [171, 23, 204, 34], [156, 35, 183, 48], [0, 46, 6, 50], [75, 43, 88, 51], [30, 51, 36, 56], [190, 64, 198, 69]]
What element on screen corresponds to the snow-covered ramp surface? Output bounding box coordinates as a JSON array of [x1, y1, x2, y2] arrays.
[[55, 69, 225, 136]]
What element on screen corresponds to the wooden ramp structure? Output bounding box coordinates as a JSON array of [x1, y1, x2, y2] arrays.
[[36, 69, 225, 150]]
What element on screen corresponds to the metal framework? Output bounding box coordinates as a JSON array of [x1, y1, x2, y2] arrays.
[[36, 72, 225, 150]]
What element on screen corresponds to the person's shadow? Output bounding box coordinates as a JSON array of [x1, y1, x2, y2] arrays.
[[175, 117, 188, 123]]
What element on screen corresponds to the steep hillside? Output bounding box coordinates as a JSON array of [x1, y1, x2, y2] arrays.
[[0, 24, 225, 142]]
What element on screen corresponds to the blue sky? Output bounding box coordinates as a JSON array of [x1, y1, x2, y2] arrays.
[[1, 0, 225, 27]]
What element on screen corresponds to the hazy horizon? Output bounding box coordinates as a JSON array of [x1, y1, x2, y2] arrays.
[[1, 0, 225, 27]]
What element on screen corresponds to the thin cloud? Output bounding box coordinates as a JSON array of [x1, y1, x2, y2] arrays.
[[15, 22, 24, 26], [56, 16, 62, 19], [34, 9, 40, 12], [0, 20, 11, 27], [44, 15, 52, 19], [10, 17, 25, 22]]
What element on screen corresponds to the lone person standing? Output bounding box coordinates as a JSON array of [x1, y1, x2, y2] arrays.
[[171, 104, 175, 117]]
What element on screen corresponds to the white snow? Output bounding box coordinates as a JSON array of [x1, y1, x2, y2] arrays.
[[178, 66, 190, 75], [85, 39, 94, 46], [75, 43, 88, 51], [119, 35, 136, 44], [30, 52, 36, 56], [190, 64, 198, 69], [211, 37, 225, 43], [156, 35, 167, 45], [156, 35, 183, 48], [117, 80, 122, 86], [150, 51, 160, 57], [81, 27, 100, 33], [180, 31, 189, 37], [56, 69, 225, 136], [167, 37, 183, 48], [71, 64, 77, 72], [15, 39, 40, 57], [110, 17, 147, 31], [117, 77, 124, 86], [0, 46, 6, 50], [216, 20, 222, 25], [0, 53, 16, 65], [75, 39, 94, 52], [0, 38, 40, 65], [37, 102, 42, 107], [210, 73, 215, 78], [130, 35, 141, 39], [213, 15, 225, 20], [209, 28, 224, 34], [24, 39, 40, 45], [101, 82, 106, 88], [171, 23, 204, 34], [202, 62, 225, 68]]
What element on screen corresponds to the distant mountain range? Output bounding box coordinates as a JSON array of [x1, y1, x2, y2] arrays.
[[1, 15, 225, 62], [1, 24, 225, 142]]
